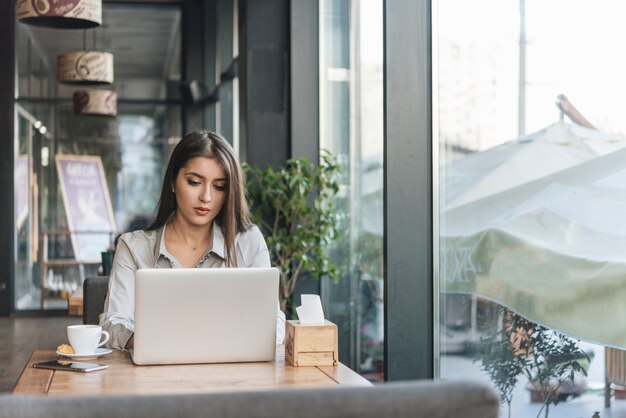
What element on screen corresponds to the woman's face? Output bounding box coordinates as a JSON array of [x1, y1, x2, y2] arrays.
[[173, 157, 227, 228]]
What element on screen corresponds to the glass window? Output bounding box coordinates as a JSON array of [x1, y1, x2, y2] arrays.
[[320, 0, 384, 380], [437, 0, 626, 415], [15, 4, 181, 310]]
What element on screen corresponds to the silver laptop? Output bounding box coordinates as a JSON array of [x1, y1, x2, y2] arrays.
[[131, 267, 279, 365]]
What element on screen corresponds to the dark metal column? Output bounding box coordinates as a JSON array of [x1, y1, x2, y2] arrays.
[[0, 1, 16, 315], [181, 0, 215, 135], [290, 0, 319, 161], [383, 0, 433, 380], [217, 0, 235, 142], [288, 0, 320, 316], [239, 0, 290, 169]]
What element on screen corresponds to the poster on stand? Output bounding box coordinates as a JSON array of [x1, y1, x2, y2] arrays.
[[55, 155, 116, 262]]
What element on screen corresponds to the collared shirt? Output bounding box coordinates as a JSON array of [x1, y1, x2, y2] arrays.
[[99, 222, 286, 350]]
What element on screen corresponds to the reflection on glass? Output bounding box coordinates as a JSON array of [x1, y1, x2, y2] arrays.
[[438, 0, 626, 415]]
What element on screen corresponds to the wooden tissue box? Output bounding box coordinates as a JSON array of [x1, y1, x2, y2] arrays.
[[285, 320, 338, 367]]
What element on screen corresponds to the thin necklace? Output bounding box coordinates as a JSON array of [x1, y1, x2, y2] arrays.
[[171, 222, 210, 251]]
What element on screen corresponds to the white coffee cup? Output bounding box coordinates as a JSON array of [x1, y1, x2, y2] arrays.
[[67, 325, 110, 354]]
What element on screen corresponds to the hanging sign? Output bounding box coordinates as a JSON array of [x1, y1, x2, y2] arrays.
[[17, 0, 102, 29], [58, 51, 113, 85], [73, 89, 117, 116]]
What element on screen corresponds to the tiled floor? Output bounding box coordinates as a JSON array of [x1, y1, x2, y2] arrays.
[[0, 316, 82, 392]]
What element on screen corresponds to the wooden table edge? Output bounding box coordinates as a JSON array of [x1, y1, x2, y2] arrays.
[[12, 350, 55, 394], [13, 348, 372, 395], [316, 363, 373, 387]]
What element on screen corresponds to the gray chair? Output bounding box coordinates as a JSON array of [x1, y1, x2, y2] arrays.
[[0, 380, 499, 418], [82, 276, 110, 325]]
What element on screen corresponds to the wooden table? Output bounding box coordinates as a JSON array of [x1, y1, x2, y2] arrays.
[[68, 286, 83, 316], [13, 347, 371, 395]]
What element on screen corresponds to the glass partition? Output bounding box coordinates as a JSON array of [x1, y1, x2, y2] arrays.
[[320, 0, 384, 380], [15, 4, 182, 310], [437, 0, 626, 415]]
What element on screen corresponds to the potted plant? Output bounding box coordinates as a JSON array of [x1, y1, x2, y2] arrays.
[[243, 150, 341, 314]]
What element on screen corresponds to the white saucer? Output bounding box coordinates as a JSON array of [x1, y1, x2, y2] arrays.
[[56, 348, 113, 360]]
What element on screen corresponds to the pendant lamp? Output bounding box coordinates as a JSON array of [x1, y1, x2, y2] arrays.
[[73, 89, 117, 116], [17, 0, 101, 29], [58, 51, 113, 85]]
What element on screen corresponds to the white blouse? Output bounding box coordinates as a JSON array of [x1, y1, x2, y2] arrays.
[[99, 222, 286, 350]]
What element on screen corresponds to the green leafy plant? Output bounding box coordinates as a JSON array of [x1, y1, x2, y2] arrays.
[[476, 306, 589, 418], [243, 150, 341, 314], [522, 320, 589, 418], [476, 310, 527, 418]]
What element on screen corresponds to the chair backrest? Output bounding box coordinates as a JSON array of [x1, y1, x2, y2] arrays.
[[0, 380, 499, 418], [83, 276, 110, 325]]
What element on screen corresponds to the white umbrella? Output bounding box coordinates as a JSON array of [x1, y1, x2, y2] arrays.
[[445, 121, 626, 210], [442, 121, 626, 348]]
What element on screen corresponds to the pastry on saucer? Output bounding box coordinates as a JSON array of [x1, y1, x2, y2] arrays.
[[57, 343, 74, 354]]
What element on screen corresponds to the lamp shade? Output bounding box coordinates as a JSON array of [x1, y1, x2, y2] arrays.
[[17, 0, 101, 29], [73, 89, 117, 116], [58, 51, 113, 85]]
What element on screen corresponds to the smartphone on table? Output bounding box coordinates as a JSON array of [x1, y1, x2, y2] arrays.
[[33, 360, 108, 373]]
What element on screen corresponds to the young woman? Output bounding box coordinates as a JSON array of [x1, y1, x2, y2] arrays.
[[100, 131, 285, 349]]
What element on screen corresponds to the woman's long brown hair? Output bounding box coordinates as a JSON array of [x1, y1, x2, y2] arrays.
[[147, 131, 251, 266]]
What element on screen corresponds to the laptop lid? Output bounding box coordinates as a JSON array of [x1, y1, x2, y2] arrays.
[[131, 267, 279, 365]]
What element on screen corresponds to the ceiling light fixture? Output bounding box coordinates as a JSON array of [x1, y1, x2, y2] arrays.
[[17, 0, 102, 29], [73, 89, 117, 117], [58, 51, 113, 85]]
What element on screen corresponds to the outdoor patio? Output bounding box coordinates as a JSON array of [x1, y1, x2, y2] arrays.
[[444, 342, 626, 418]]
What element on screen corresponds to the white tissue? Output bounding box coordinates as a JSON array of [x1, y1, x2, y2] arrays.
[[295, 294, 326, 325]]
